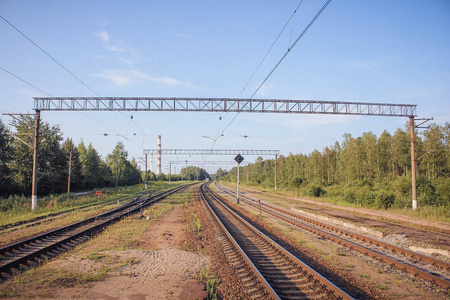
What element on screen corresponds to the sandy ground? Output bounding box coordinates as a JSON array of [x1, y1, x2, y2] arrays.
[[12, 204, 210, 300]]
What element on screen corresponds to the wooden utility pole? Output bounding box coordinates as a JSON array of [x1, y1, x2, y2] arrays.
[[67, 151, 72, 194], [169, 163, 171, 184], [274, 154, 277, 190], [31, 110, 40, 210]]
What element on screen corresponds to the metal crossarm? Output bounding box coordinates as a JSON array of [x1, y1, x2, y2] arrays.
[[144, 149, 279, 155], [34, 97, 417, 117]]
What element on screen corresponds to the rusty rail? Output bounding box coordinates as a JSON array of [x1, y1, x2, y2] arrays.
[[215, 182, 450, 290]]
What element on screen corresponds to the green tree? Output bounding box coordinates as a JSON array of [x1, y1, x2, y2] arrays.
[[79, 141, 103, 189], [62, 138, 83, 191], [107, 142, 128, 187], [421, 124, 445, 181], [0, 118, 13, 196]]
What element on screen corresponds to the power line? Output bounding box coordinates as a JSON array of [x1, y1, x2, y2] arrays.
[[251, 0, 332, 99], [0, 15, 101, 97], [217, 0, 332, 140], [0, 66, 51, 97], [212, 1, 305, 147], [237, 0, 305, 99], [0, 65, 145, 149], [1, 15, 154, 149]]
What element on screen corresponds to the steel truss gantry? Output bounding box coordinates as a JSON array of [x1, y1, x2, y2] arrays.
[[144, 149, 279, 155], [34, 97, 417, 117]]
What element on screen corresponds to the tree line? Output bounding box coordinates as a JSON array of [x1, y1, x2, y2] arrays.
[[141, 166, 211, 183], [0, 116, 141, 198], [218, 123, 450, 210]]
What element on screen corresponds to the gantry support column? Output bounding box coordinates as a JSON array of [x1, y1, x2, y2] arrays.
[[410, 117, 417, 210]]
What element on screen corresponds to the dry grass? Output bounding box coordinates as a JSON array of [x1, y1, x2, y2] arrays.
[[0, 185, 196, 298]]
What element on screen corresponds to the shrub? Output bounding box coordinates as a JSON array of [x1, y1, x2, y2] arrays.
[[308, 185, 326, 197], [417, 178, 441, 206], [375, 190, 395, 209]]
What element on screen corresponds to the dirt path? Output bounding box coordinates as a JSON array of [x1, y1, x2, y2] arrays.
[[5, 202, 210, 300]]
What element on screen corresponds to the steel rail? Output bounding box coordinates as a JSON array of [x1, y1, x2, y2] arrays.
[[0, 184, 192, 281], [199, 184, 279, 299], [201, 183, 353, 300], [215, 182, 450, 289], [0, 193, 143, 233]]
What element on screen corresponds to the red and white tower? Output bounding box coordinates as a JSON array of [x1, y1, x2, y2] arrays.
[[157, 135, 162, 175]]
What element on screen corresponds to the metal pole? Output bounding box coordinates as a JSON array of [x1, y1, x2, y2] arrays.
[[237, 163, 240, 204], [31, 110, 40, 210], [67, 151, 72, 194], [145, 154, 148, 189], [410, 117, 417, 210], [169, 163, 171, 184], [274, 154, 277, 190], [157, 135, 161, 175]]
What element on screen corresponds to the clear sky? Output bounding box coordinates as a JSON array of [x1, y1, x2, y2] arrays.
[[1, 0, 449, 174]]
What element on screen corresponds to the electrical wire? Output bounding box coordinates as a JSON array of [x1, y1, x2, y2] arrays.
[[1, 15, 155, 150], [236, 0, 305, 99], [0, 65, 144, 149], [0, 66, 52, 97], [212, 0, 305, 148], [216, 0, 332, 142], [0, 15, 101, 97]]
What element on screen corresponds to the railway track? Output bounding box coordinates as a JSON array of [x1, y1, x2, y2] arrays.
[[199, 183, 353, 300], [214, 182, 450, 290], [0, 184, 191, 283], [0, 192, 149, 234]]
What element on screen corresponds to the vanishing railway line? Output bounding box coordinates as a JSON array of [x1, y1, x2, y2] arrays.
[[200, 183, 353, 300], [214, 182, 450, 290], [0, 184, 191, 283]]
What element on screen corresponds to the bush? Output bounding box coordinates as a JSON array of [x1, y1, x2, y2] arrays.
[[289, 177, 303, 188], [375, 190, 395, 209], [417, 178, 441, 206], [360, 189, 376, 206], [434, 178, 450, 206], [308, 185, 326, 197]]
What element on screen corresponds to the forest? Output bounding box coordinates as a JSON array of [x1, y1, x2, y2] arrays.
[[0, 116, 142, 206], [0, 116, 211, 209], [218, 123, 450, 214]]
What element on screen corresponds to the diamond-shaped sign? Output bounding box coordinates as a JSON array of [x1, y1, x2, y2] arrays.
[[234, 154, 244, 164]]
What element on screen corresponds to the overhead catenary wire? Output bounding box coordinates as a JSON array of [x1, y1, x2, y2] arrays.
[[1, 15, 155, 149], [0, 66, 51, 97], [0, 15, 101, 97], [212, 0, 305, 149], [215, 0, 332, 144], [0, 65, 144, 149]]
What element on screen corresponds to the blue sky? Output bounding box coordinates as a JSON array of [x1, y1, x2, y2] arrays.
[[1, 1, 449, 174]]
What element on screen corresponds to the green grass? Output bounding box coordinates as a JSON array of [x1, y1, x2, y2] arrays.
[[221, 181, 450, 223], [0, 267, 106, 298], [0, 182, 192, 227]]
